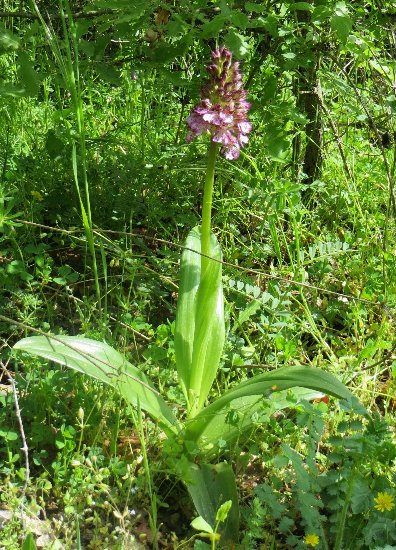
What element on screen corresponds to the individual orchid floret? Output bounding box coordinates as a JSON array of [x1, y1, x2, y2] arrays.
[[186, 47, 252, 160]]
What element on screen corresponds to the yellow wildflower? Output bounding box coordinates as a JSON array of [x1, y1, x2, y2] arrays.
[[304, 533, 320, 547], [374, 491, 395, 512]]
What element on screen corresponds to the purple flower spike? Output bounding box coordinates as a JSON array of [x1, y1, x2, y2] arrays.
[[186, 47, 252, 160]]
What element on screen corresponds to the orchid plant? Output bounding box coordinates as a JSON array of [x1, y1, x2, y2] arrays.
[[13, 48, 365, 544]]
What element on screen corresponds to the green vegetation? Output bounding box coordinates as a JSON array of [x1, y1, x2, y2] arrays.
[[1, 1, 395, 549]]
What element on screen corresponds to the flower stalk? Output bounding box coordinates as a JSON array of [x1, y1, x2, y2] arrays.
[[175, 47, 252, 416], [201, 140, 219, 275], [186, 46, 251, 273]]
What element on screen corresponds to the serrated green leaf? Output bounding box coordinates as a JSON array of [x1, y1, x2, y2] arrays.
[[350, 476, 371, 514], [201, 15, 228, 38], [229, 12, 249, 30], [224, 30, 251, 58], [331, 13, 352, 44], [14, 335, 178, 432], [278, 515, 294, 533]]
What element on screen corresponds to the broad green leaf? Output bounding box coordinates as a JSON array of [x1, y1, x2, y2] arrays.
[[14, 336, 179, 433], [369, 59, 391, 78], [175, 227, 225, 415], [191, 516, 213, 534], [312, 5, 332, 24], [331, 3, 352, 45], [288, 2, 314, 11], [18, 52, 40, 97], [184, 366, 367, 451], [331, 14, 352, 43], [245, 2, 267, 13], [21, 533, 37, 550], [237, 299, 261, 327], [386, 94, 396, 113], [186, 462, 239, 543], [264, 126, 290, 161], [90, 0, 147, 16], [175, 228, 201, 401], [184, 388, 321, 459], [252, 15, 278, 36], [149, 38, 190, 64]]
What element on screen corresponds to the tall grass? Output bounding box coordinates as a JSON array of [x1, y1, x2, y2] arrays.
[[30, 0, 102, 310]]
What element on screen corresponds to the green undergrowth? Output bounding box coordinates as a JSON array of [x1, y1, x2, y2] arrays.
[[1, 2, 396, 547]]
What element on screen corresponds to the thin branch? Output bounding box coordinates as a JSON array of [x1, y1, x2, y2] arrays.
[[14, 218, 392, 313], [0, 9, 115, 20], [316, 81, 353, 182], [359, 339, 396, 372], [329, 54, 396, 219], [0, 356, 30, 497]]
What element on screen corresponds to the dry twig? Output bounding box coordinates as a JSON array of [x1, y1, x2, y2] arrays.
[[0, 349, 30, 497]]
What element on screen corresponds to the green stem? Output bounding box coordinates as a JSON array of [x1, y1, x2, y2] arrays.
[[334, 473, 355, 550], [201, 140, 219, 275], [58, 0, 101, 311], [134, 402, 158, 549]]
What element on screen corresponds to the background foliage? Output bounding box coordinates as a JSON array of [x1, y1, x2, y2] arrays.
[[1, 0, 395, 548]]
